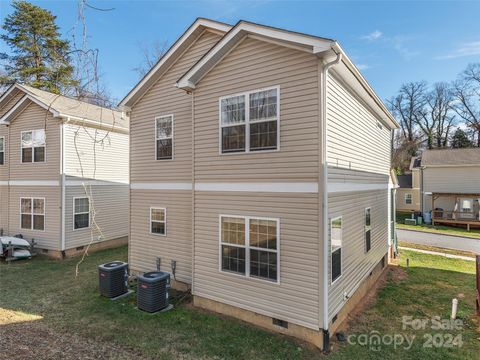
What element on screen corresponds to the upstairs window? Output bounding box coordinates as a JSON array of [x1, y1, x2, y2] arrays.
[[220, 87, 279, 153], [21, 129, 45, 163], [21, 197, 45, 231], [0, 136, 4, 165], [74, 197, 90, 230], [405, 193, 412, 205], [365, 208, 372, 253], [330, 216, 342, 283], [155, 115, 173, 160]]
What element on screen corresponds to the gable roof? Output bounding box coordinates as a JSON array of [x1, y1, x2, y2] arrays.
[[421, 148, 480, 167], [0, 84, 128, 132], [397, 174, 412, 188], [119, 18, 232, 108], [176, 19, 398, 130]]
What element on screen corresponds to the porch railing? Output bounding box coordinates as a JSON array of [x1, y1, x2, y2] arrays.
[[432, 210, 479, 222]]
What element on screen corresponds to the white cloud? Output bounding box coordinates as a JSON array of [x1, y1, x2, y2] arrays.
[[436, 40, 480, 60], [361, 30, 383, 41], [356, 63, 371, 70]]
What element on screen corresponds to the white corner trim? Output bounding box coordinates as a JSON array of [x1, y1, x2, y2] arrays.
[[328, 182, 388, 193], [195, 182, 319, 193], [8, 180, 60, 186], [130, 182, 193, 190]]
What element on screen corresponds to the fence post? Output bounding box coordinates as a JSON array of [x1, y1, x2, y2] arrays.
[[476, 256, 480, 315]]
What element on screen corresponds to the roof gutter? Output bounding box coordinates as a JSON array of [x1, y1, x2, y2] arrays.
[[321, 51, 342, 351]]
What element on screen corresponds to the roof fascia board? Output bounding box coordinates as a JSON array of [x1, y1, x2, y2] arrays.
[[119, 18, 231, 108], [60, 114, 129, 134], [331, 42, 399, 129], [422, 163, 480, 168], [0, 94, 59, 124], [176, 22, 333, 90], [0, 83, 20, 107]]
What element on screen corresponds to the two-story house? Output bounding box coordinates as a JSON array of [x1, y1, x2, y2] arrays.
[[120, 18, 398, 350], [0, 83, 129, 258]]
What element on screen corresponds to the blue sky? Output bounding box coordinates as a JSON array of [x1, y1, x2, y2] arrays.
[[1, 0, 479, 103]]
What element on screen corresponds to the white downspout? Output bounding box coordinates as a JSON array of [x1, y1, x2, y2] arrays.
[[60, 123, 66, 253], [321, 51, 342, 347]]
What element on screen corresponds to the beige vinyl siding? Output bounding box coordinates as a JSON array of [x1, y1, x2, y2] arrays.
[[423, 166, 480, 212], [193, 191, 320, 330], [129, 189, 192, 283], [423, 166, 480, 193], [8, 185, 60, 250], [396, 188, 421, 212], [0, 126, 8, 180], [64, 185, 129, 249], [412, 169, 421, 188], [0, 89, 24, 118], [63, 124, 129, 183], [328, 189, 388, 322], [0, 185, 7, 232], [326, 72, 391, 175], [8, 101, 61, 180], [130, 30, 222, 183], [193, 38, 320, 182], [328, 166, 389, 184]]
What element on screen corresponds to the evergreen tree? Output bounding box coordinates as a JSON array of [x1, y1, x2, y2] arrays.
[[450, 128, 474, 148], [0, 0, 77, 94]]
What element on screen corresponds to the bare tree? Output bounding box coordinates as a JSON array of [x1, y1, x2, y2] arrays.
[[418, 82, 455, 149], [388, 81, 427, 143], [133, 40, 168, 78], [453, 63, 480, 146]]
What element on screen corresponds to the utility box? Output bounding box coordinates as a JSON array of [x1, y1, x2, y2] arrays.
[[137, 271, 170, 313], [98, 261, 129, 298]]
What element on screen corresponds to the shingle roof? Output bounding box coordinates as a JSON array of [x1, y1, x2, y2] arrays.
[[422, 148, 480, 166], [397, 174, 412, 188], [17, 84, 128, 129]]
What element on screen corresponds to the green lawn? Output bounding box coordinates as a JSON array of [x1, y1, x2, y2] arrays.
[[396, 211, 480, 239], [1, 246, 478, 359]]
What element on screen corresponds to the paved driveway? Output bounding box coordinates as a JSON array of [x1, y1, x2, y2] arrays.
[[397, 229, 480, 254]]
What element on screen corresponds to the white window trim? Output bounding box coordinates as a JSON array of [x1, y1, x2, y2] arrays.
[[330, 216, 342, 285], [218, 214, 280, 284], [73, 197, 90, 231], [405, 193, 412, 205], [364, 207, 372, 253], [21, 129, 46, 163], [154, 114, 174, 161], [20, 197, 46, 232], [218, 85, 280, 155], [0, 135, 4, 166], [150, 207, 167, 236]]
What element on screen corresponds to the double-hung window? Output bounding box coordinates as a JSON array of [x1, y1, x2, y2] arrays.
[[74, 197, 90, 230], [150, 208, 166, 235], [365, 208, 372, 253], [21, 197, 45, 231], [0, 136, 4, 165], [331, 216, 342, 283], [21, 129, 45, 163], [155, 115, 173, 160], [220, 87, 279, 153], [405, 193, 412, 205], [220, 216, 279, 282]]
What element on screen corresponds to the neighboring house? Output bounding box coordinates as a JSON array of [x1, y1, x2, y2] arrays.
[[120, 18, 398, 350], [418, 148, 480, 230], [0, 83, 129, 258], [396, 157, 421, 212]]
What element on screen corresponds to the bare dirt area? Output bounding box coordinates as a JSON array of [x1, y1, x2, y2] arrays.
[[0, 309, 148, 360]]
